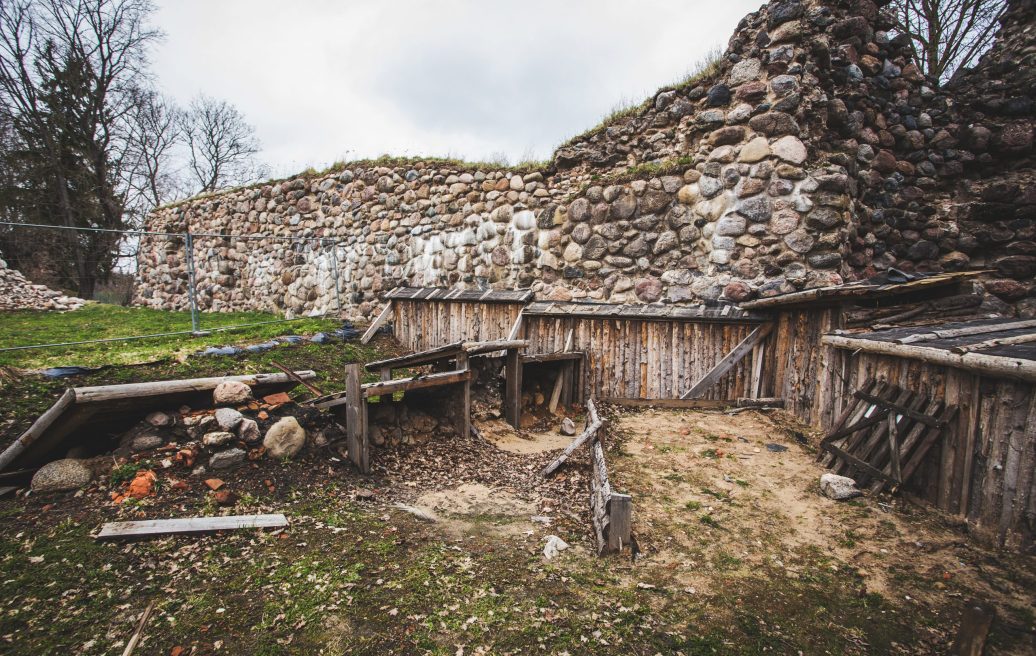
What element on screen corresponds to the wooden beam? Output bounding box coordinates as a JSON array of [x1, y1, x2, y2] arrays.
[[96, 514, 288, 540], [362, 369, 470, 399], [896, 319, 1036, 344], [823, 334, 1036, 382], [603, 397, 784, 409], [520, 351, 585, 364], [505, 347, 522, 429], [854, 390, 948, 427], [950, 332, 1036, 354], [343, 364, 369, 474], [541, 398, 604, 477], [506, 309, 524, 341], [364, 341, 464, 372], [462, 339, 528, 356], [454, 352, 471, 440], [681, 324, 774, 399], [72, 372, 316, 404], [0, 389, 75, 472], [360, 301, 393, 344]]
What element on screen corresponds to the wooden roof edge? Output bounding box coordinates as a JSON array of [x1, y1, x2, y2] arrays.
[[821, 333, 1036, 382], [364, 341, 465, 371], [523, 301, 767, 322], [383, 286, 533, 303], [740, 271, 985, 310]]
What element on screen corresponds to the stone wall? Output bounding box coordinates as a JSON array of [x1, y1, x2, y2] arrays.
[[0, 257, 85, 312], [136, 0, 1036, 319]]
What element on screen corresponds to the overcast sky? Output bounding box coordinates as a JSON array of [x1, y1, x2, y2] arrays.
[[151, 0, 762, 179]]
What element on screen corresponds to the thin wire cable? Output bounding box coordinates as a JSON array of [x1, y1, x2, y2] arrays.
[[0, 221, 341, 243]]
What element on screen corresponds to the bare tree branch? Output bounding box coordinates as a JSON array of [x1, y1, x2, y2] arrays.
[[889, 0, 1007, 81], [180, 94, 264, 193]]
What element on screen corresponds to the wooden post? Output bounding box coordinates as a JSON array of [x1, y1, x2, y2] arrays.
[[344, 364, 369, 474], [607, 493, 633, 552], [505, 347, 522, 429], [887, 411, 902, 485], [454, 352, 471, 439]]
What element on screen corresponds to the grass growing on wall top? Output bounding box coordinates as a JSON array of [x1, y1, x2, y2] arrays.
[[555, 46, 725, 152]]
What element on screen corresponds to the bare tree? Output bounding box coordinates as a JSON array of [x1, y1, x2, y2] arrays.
[[889, 0, 1008, 82], [181, 94, 263, 193], [124, 89, 182, 215], [0, 0, 160, 297]]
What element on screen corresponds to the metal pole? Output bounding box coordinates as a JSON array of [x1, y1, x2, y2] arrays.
[[184, 231, 200, 334], [327, 239, 343, 318]]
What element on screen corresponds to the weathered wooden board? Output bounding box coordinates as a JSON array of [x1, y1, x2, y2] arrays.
[[96, 514, 288, 540]]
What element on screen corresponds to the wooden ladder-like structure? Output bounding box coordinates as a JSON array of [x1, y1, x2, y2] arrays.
[[819, 378, 958, 494]]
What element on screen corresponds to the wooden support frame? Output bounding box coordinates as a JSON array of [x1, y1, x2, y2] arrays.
[[505, 350, 587, 430], [360, 301, 393, 344], [681, 323, 773, 399], [541, 398, 603, 476], [819, 380, 958, 494]]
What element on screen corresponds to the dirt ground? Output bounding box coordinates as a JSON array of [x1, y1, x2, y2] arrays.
[[606, 405, 1036, 654], [1, 395, 1035, 654]]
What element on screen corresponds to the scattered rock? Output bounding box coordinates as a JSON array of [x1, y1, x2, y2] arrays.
[[214, 408, 244, 431], [213, 381, 253, 406], [543, 535, 570, 559], [202, 431, 235, 448], [209, 448, 247, 470], [560, 418, 577, 436], [263, 416, 306, 459], [819, 473, 862, 500], [30, 459, 93, 493]]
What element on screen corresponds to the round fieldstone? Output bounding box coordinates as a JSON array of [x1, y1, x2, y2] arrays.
[[729, 58, 762, 85], [583, 235, 607, 260], [653, 231, 679, 254], [707, 84, 731, 107], [769, 210, 800, 235], [748, 111, 800, 137], [771, 136, 807, 164], [634, 277, 663, 302], [738, 137, 771, 163], [738, 196, 773, 223], [213, 380, 253, 406], [610, 192, 637, 219], [571, 223, 592, 244], [784, 230, 815, 254], [715, 214, 747, 236], [723, 281, 754, 301], [568, 198, 590, 222], [264, 416, 307, 459], [31, 459, 93, 493]]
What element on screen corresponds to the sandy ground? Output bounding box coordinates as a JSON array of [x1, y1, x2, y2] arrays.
[[607, 406, 1036, 642], [478, 417, 580, 454]]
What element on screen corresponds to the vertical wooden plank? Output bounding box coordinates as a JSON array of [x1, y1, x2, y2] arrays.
[[455, 352, 471, 439], [504, 348, 522, 429], [344, 364, 369, 474], [607, 494, 633, 552]]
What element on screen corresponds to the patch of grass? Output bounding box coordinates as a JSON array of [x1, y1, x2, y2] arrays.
[[109, 462, 142, 486], [700, 514, 722, 529], [0, 303, 339, 369], [684, 500, 703, 511]]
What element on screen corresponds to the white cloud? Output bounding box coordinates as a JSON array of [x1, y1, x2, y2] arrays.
[[151, 0, 763, 178]]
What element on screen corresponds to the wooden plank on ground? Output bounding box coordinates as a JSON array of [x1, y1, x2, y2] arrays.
[[96, 514, 288, 540], [360, 300, 393, 344], [951, 601, 996, 656], [681, 324, 774, 399], [541, 398, 603, 477]]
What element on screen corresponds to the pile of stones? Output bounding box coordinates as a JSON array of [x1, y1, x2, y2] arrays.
[[0, 257, 86, 312]]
